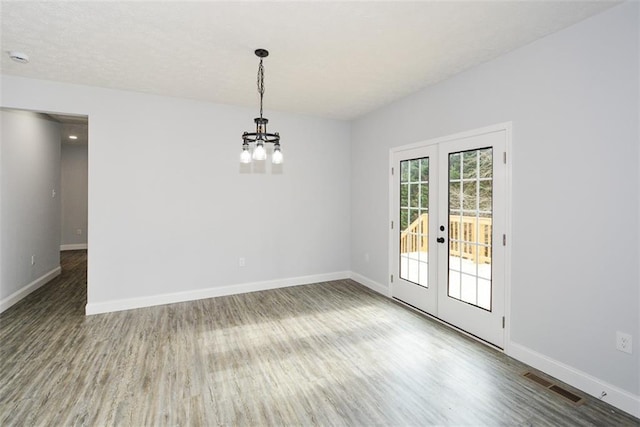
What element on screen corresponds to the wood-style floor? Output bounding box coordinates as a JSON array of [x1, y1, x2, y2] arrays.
[[1, 251, 638, 426]]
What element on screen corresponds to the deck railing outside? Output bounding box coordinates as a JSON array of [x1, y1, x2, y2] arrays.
[[400, 213, 492, 264]]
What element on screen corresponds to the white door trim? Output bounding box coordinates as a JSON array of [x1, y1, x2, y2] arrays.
[[388, 122, 512, 352]]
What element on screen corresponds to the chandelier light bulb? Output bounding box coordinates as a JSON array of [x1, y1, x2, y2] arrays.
[[240, 147, 252, 164], [272, 147, 283, 164], [253, 141, 267, 161]]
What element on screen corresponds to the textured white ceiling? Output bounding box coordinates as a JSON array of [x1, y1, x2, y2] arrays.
[[0, 1, 619, 120]]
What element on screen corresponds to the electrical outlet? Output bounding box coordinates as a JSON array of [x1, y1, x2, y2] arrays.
[[239, 257, 245, 267], [76, 228, 82, 235], [616, 331, 632, 354]]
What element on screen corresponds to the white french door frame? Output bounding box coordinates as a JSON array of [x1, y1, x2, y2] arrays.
[[388, 122, 513, 352]]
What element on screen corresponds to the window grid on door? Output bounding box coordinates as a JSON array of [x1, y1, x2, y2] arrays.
[[399, 157, 429, 287], [448, 147, 493, 310]]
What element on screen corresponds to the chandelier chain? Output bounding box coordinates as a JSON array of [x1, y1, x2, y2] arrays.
[[257, 58, 265, 119]]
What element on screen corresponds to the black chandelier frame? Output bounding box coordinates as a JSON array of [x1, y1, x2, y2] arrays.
[[242, 49, 280, 150]]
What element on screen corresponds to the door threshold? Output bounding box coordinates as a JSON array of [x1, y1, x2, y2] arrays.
[[392, 296, 504, 352]]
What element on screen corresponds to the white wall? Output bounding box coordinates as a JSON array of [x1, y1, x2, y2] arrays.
[[351, 1, 639, 414], [60, 142, 88, 249], [0, 109, 62, 311], [0, 78, 351, 312]]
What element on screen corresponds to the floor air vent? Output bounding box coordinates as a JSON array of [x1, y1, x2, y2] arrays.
[[523, 372, 585, 405]]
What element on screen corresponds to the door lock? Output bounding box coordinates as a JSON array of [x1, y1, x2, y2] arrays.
[[437, 237, 445, 243]]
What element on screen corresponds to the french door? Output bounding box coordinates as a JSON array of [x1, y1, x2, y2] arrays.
[[391, 126, 507, 348]]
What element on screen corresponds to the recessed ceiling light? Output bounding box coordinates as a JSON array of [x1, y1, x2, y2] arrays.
[[69, 135, 78, 140], [8, 51, 29, 64]]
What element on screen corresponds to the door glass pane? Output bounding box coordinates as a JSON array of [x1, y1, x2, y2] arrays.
[[400, 157, 429, 287], [409, 184, 419, 207], [448, 148, 492, 310]]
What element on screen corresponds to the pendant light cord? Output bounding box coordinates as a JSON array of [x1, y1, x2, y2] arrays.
[[257, 58, 265, 119]]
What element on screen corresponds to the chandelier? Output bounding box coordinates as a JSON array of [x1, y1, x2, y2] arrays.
[[240, 49, 282, 164]]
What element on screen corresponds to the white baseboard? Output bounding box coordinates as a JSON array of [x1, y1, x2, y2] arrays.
[[60, 243, 87, 251], [508, 342, 640, 418], [349, 272, 390, 297], [85, 270, 351, 315], [0, 266, 62, 313]]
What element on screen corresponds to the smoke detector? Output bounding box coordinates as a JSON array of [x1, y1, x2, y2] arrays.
[[8, 51, 29, 64]]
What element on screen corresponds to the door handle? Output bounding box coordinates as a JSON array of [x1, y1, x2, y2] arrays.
[[437, 237, 445, 243]]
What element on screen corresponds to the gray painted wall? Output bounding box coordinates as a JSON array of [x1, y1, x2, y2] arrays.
[[0, 80, 352, 306], [350, 3, 639, 397], [0, 110, 61, 301], [61, 143, 88, 247]]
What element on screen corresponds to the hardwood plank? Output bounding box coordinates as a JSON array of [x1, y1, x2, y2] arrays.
[[0, 250, 637, 426]]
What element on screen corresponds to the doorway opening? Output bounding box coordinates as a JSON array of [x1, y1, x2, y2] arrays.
[[0, 108, 88, 314]]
